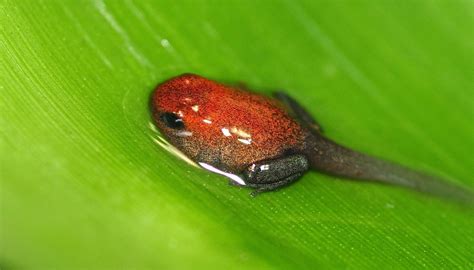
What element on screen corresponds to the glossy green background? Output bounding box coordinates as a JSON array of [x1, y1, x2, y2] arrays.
[[2, 0, 473, 268]]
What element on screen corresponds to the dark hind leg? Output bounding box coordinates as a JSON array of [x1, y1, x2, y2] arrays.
[[248, 173, 303, 197], [242, 154, 309, 196], [273, 91, 323, 133]]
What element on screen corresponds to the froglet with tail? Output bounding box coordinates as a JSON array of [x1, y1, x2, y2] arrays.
[[151, 74, 473, 204]]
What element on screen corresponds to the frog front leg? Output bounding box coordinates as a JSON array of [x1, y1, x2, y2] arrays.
[[242, 154, 309, 195]]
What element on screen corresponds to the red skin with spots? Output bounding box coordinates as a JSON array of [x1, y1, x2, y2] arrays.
[[151, 74, 307, 173], [151, 74, 474, 204]]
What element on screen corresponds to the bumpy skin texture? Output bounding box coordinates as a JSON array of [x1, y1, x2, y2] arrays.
[[151, 74, 474, 203], [151, 74, 307, 174]]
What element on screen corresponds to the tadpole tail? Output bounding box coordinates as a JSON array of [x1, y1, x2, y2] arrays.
[[305, 134, 474, 206]]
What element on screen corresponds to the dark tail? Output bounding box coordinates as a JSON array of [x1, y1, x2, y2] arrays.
[[305, 134, 474, 206]]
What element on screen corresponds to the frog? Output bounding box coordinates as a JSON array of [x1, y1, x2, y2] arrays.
[[150, 73, 473, 204]]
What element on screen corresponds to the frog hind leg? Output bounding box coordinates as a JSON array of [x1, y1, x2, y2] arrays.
[[249, 173, 303, 196], [273, 91, 323, 133], [243, 154, 309, 195]]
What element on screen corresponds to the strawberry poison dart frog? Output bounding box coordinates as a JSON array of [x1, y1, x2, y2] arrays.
[[151, 74, 473, 204]]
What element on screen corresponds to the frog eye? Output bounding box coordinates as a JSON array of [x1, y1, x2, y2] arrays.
[[160, 112, 185, 129]]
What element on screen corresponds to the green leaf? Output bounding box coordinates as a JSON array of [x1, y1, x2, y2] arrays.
[[2, 0, 473, 268]]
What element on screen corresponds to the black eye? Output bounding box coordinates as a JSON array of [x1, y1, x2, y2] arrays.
[[160, 112, 185, 129]]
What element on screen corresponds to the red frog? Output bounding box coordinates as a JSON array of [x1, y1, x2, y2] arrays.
[[151, 74, 473, 203]]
